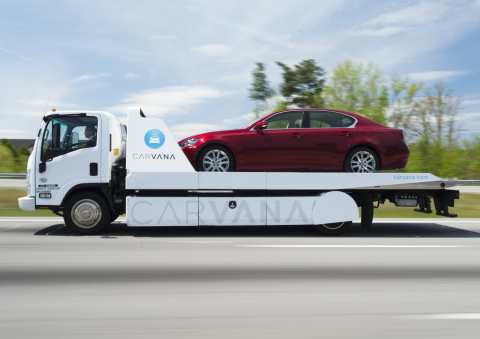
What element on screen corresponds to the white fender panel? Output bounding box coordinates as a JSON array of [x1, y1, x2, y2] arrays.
[[312, 191, 359, 225], [126, 197, 199, 226]]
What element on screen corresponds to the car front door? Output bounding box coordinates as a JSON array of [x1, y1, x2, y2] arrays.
[[304, 111, 357, 171], [244, 111, 306, 169]]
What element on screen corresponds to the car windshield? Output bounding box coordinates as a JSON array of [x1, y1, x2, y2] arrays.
[[41, 115, 98, 161]]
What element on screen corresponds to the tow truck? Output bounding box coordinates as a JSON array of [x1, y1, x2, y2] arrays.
[[18, 107, 479, 235]]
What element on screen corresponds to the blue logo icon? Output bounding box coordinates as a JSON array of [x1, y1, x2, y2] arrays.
[[144, 129, 165, 149]]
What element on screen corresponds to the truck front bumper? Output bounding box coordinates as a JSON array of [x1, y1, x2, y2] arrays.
[[18, 196, 35, 211]]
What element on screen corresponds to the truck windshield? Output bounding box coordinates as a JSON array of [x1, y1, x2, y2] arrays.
[[41, 116, 98, 161]]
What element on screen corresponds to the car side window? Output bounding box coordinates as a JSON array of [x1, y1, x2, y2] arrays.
[[265, 112, 304, 129], [309, 111, 355, 128]]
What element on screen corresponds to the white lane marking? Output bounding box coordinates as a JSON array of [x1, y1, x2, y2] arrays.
[[404, 313, 480, 319], [0, 219, 63, 222], [46, 225, 65, 235], [239, 245, 466, 248], [0, 225, 19, 232], [172, 241, 232, 244], [372, 220, 480, 224]]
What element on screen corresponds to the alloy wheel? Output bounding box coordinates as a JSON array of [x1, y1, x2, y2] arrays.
[[350, 151, 376, 173], [203, 149, 230, 172]]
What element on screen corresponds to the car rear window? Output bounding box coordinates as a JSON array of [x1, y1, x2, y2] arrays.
[[309, 111, 355, 128]]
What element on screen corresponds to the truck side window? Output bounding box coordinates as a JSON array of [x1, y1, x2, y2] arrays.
[[41, 116, 98, 161]]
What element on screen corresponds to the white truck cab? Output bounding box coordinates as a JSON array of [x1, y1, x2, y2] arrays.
[[19, 107, 477, 236]]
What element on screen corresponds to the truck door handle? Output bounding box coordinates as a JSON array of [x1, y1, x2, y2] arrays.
[[340, 131, 350, 137], [291, 133, 304, 138]]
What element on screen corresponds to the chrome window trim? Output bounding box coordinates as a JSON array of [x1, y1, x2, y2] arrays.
[[248, 110, 358, 131], [249, 110, 305, 131], [308, 110, 358, 129]]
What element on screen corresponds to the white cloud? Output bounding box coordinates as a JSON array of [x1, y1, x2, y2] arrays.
[[368, 2, 447, 26], [170, 123, 226, 141], [0, 129, 30, 138], [125, 73, 139, 79], [463, 99, 480, 106], [353, 26, 408, 37], [73, 73, 107, 82], [192, 44, 233, 56], [222, 112, 256, 127], [105, 85, 231, 117], [407, 71, 467, 81], [150, 35, 177, 40]]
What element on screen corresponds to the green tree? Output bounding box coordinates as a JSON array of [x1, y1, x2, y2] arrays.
[[324, 60, 388, 124], [249, 62, 275, 120], [276, 59, 326, 108], [0, 143, 17, 173]]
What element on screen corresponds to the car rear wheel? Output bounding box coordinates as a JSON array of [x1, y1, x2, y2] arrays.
[[64, 192, 111, 235], [197, 146, 235, 172], [344, 147, 379, 173], [314, 221, 352, 236]]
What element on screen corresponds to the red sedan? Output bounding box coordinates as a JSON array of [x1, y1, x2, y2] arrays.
[[178, 108, 409, 173]]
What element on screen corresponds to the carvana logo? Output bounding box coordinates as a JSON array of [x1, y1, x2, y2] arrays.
[[144, 129, 165, 149]]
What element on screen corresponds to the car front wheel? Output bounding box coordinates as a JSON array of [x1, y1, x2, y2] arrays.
[[344, 147, 379, 173], [197, 146, 235, 172]]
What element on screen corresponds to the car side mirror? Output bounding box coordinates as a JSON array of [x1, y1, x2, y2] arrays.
[[52, 123, 61, 148], [255, 121, 268, 131]]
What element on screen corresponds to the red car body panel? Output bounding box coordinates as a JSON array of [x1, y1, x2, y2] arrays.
[[178, 108, 409, 171]]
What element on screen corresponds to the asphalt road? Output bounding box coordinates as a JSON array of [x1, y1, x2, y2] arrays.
[[1, 218, 480, 338]]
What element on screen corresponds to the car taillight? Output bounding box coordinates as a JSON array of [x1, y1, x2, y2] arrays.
[[391, 130, 404, 139]]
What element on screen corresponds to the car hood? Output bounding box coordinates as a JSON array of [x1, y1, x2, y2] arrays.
[[178, 129, 246, 144]]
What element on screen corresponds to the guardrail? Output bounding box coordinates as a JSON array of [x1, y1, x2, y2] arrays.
[[0, 173, 27, 179]]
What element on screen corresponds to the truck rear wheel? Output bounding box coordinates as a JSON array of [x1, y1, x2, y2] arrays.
[[64, 192, 111, 235], [314, 221, 352, 236]]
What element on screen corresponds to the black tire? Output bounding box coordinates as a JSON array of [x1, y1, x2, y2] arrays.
[[314, 221, 352, 236], [64, 192, 111, 235], [344, 147, 380, 173], [197, 145, 235, 172], [110, 214, 120, 224]]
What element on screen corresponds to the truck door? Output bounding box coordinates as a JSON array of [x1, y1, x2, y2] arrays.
[[35, 114, 102, 206]]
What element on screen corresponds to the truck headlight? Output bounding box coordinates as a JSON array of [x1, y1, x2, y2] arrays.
[[26, 169, 31, 185], [180, 137, 201, 148]]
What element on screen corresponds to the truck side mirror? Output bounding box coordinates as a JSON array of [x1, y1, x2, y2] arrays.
[[52, 123, 61, 148], [72, 132, 79, 145]]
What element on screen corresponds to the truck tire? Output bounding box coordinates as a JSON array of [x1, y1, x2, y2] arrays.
[[344, 147, 379, 173], [110, 214, 120, 224], [64, 192, 111, 235], [197, 145, 235, 172], [314, 221, 352, 236]]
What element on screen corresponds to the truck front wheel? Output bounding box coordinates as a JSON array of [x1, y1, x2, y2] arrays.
[[64, 192, 111, 235]]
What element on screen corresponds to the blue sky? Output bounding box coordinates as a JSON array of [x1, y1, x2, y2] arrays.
[[1, 0, 480, 140]]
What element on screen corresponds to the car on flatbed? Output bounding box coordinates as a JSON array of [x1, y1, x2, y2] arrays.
[[179, 108, 409, 173]]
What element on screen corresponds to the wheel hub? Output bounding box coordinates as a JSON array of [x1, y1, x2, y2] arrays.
[[72, 199, 102, 229], [203, 150, 230, 172], [350, 151, 376, 173]]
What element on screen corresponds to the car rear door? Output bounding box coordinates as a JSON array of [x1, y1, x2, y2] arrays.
[[244, 111, 306, 168], [305, 111, 357, 170]]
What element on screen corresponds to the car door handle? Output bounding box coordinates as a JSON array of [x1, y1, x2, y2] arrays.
[[291, 133, 304, 138], [340, 131, 350, 137]]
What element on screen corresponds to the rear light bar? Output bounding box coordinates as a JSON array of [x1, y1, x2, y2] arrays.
[[391, 130, 404, 139]]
